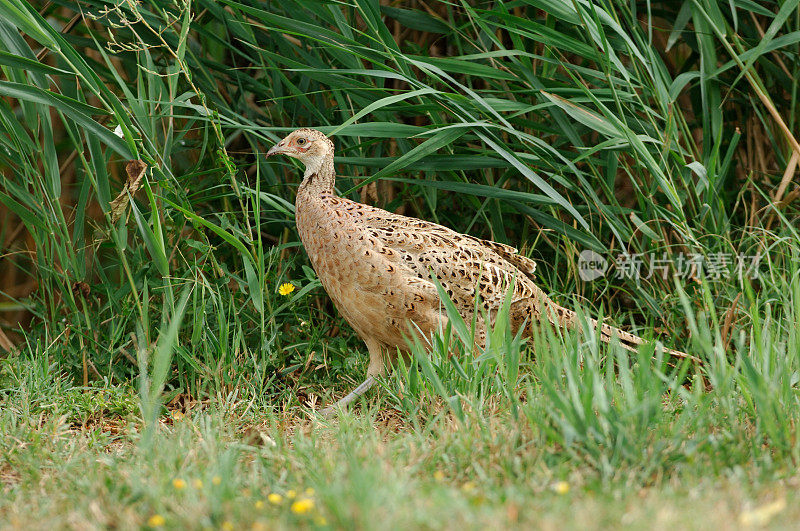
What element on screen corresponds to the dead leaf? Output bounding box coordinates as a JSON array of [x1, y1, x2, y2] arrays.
[[110, 160, 147, 223], [72, 281, 91, 301]]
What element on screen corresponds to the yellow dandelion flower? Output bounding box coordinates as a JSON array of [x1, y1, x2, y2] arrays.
[[193, 479, 204, 489], [147, 514, 166, 527], [278, 283, 295, 296], [314, 516, 328, 526], [286, 489, 297, 499], [212, 476, 222, 486], [433, 470, 445, 482], [461, 481, 477, 492], [172, 478, 186, 490], [221, 521, 234, 531], [554, 481, 570, 495], [268, 493, 283, 505], [304, 487, 315, 497], [254, 500, 264, 509], [291, 498, 314, 515]]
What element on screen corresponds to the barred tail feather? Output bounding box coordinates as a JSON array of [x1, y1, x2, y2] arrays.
[[538, 298, 699, 364]]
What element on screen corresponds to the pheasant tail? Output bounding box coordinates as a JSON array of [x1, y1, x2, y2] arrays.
[[509, 292, 696, 362]]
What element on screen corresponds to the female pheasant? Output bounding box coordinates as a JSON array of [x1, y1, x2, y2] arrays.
[[267, 129, 695, 414]]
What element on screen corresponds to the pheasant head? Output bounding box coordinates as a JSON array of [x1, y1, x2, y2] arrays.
[[266, 128, 335, 182]]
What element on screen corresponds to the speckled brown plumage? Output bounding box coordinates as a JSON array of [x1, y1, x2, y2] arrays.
[[267, 129, 695, 413]]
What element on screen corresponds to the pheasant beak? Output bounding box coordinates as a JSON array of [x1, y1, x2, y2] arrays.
[[266, 142, 286, 157]]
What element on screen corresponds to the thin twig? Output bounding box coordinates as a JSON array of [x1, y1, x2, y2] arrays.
[[764, 150, 799, 230]]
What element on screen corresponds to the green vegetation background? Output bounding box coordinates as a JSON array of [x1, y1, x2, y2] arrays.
[[0, 0, 799, 528]]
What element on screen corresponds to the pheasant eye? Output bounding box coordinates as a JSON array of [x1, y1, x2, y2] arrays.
[[296, 138, 306, 145]]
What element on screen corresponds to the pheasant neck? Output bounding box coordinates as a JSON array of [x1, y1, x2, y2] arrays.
[[299, 153, 335, 196]]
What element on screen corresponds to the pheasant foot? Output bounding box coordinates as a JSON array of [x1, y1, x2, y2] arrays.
[[320, 376, 376, 417]]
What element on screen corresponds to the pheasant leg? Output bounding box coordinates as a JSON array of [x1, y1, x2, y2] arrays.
[[320, 376, 376, 417], [320, 338, 390, 417]]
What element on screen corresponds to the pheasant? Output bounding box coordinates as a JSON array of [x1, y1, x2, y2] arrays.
[[266, 129, 696, 414]]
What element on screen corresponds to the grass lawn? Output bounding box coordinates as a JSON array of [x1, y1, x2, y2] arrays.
[[2, 381, 798, 530]]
